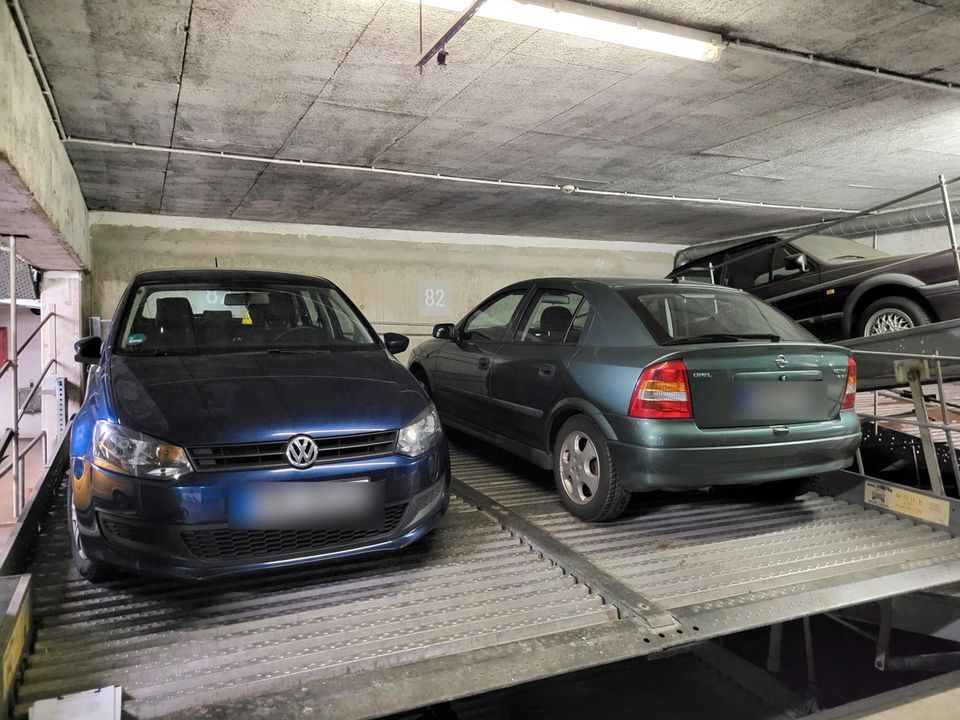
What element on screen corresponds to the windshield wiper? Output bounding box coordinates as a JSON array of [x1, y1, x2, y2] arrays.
[[831, 254, 867, 261], [664, 333, 781, 346]]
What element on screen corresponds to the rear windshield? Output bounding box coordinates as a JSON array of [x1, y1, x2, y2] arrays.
[[618, 287, 815, 345], [115, 283, 378, 356]]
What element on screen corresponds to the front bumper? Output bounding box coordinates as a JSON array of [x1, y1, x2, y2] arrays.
[[602, 412, 861, 491], [71, 439, 450, 580]]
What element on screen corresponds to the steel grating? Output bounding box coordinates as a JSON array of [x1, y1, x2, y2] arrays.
[[15, 482, 621, 718], [450, 439, 960, 638]]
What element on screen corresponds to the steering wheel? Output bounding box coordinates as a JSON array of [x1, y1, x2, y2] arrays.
[[273, 325, 328, 343]]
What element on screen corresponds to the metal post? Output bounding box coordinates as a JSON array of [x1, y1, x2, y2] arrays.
[[938, 174, 960, 287], [766, 622, 783, 673], [875, 597, 894, 671], [7, 237, 20, 519], [907, 369, 946, 496], [934, 353, 960, 487], [802, 616, 818, 708]]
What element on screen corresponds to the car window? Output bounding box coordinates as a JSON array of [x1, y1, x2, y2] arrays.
[[462, 290, 527, 343], [518, 290, 585, 344], [619, 287, 814, 344], [769, 245, 805, 283], [721, 244, 775, 289], [566, 298, 591, 344], [116, 283, 377, 355]]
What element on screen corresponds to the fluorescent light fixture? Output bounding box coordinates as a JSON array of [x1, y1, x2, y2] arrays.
[[411, 0, 725, 62]]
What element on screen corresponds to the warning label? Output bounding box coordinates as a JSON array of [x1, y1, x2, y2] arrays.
[[864, 480, 951, 527]]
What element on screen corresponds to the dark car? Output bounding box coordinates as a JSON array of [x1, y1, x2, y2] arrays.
[[69, 270, 450, 581], [408, 278, 860, 521], [667, 234, 960, 340]]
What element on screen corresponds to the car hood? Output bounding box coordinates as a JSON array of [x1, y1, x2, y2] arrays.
[[107, 351, 425, 447], [820, 248, 952, 277]]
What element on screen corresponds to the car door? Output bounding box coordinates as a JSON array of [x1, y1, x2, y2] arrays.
[[756, 243, 827, 335], [720, 241, 825, 333], [489, 287, 591, 450], [432, 288, 530, 430]]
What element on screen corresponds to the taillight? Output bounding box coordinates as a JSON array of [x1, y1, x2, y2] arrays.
[[629, 360, 692, 419], [841, 356, 857, 410]]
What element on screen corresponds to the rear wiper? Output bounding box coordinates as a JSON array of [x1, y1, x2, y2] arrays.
[[664, 333, 781, 346]]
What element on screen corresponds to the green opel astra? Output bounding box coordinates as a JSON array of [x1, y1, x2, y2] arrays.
[[409, 278, 861, 522]]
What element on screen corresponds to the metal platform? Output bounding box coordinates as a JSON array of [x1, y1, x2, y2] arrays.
[[9, 437, 960, 719]]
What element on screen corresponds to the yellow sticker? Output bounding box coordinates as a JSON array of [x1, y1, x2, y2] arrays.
[[864, 480, 951, 526], [1, 602, 28, 695]]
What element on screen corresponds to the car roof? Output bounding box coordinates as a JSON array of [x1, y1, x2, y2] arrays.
[[131, 269, 335, 287], [501, 277, 743, 293]]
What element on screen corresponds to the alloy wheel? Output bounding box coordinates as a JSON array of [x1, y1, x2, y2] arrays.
[[559, 431, 601, 505], [864, 308, 914, 336]]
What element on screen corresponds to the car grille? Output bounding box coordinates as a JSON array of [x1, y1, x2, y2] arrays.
[[180, 503, 408, 561], [188, 431, 398, 471]]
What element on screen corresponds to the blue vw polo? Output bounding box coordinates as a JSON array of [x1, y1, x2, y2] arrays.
[[69, 270, 449, 581]]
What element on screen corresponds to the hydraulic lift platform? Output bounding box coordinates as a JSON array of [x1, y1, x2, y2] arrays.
[[7, 434, 960, 719]]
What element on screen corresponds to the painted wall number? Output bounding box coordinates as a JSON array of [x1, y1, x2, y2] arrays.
[[424, 288, 445, 309], [418, 281, 453, 317]]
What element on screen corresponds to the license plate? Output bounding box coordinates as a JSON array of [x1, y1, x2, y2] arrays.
[[733, 382, 818, 421], [229, 480, 385, 530]]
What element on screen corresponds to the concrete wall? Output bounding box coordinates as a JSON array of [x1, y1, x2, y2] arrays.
[[88, 212, 680, 356], [0, 2, 88, 269]]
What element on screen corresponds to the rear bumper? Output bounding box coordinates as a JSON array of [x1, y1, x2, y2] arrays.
[[602, 412, 861, 491]]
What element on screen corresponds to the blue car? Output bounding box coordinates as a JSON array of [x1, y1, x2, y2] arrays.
[[69, 270, 450, 581]]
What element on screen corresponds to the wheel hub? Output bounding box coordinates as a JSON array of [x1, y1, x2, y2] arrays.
[[559, 431, 601, 505]]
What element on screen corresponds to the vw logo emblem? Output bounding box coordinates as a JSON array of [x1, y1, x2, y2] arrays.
[[285, 435, 319, 469], [774, 354, 789, 369]]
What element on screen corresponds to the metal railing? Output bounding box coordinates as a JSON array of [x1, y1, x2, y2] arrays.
[[2, 236, 57, 519], [852, 349, 960, 497]]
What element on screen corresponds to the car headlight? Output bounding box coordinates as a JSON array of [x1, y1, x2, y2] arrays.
[[92, 420, 193, 480], [396, 405, 442, 457]]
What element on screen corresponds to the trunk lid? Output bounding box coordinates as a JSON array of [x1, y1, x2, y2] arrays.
[[679, 343, 850, 429]]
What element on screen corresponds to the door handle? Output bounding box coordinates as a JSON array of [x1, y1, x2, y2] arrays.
[[538, 363, 556, 378], [478, 357, 490, 370]]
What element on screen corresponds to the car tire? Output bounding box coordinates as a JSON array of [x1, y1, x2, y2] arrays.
[[553, 416, 630, 522], [67, 476, 116, 583], [856, 297, 931, 337], [751, 475, 818, 501]]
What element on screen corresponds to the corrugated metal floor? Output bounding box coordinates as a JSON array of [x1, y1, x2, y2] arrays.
[[14, 436, 960, 719], [450, 439, 960, 636], [16, 483, 618, 718]]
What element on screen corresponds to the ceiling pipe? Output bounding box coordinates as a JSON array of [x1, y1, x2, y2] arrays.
[[818, 201, 960, 237]]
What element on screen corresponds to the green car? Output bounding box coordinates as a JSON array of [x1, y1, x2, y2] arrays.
[[409, 279, 861, 522]]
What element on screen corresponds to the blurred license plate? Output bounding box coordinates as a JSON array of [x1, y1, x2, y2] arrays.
[[229, 480, 385, 530], [734, 383, 816, 421]]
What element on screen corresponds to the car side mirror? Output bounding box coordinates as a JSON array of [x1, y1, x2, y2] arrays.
[[784, 253, 809, 273], [383, 332, 409, 354], [75, 336, 103, 365], [432, 323, 457, 341]]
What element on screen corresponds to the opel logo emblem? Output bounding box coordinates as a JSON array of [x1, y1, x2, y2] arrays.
[[285, 435, 319, 469], [774, 354, 789, 369]]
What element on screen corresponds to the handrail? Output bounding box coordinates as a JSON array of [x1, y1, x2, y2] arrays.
[[0, 360, 10, 383], [0, 432, 46, 481], [16, 311, 54, 357], [16, 358, 54, 423]]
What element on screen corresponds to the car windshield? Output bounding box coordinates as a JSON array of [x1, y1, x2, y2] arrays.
[[619, 287, 815, 345], [792, 235, 891, 263], [115, 283, 378, 356]]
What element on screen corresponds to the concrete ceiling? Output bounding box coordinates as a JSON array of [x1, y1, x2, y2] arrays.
[[18, 0, 960, 243]]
